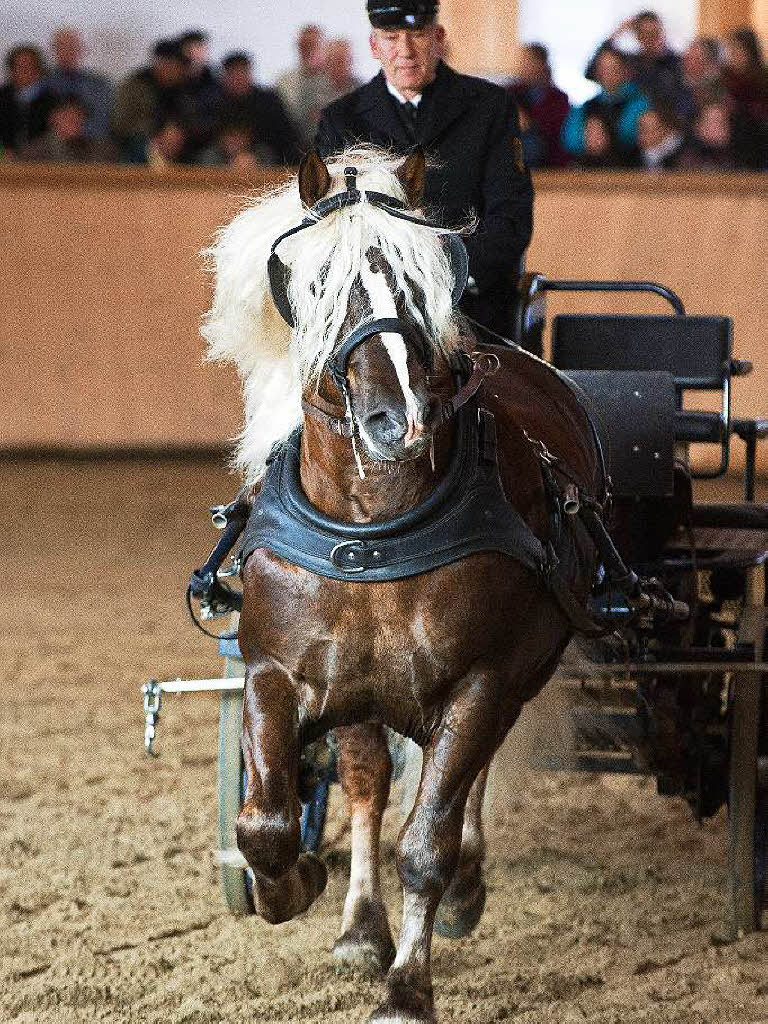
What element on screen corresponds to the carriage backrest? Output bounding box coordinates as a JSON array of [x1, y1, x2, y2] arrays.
[[551, 314, 733, 478], [564, 370, 676, 498]]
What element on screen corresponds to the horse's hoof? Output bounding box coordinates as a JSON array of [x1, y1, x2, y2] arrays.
[[332, 932, 396, 976], [368, 999, 436, 1024], [332, 898, 395, 975], [369, 970, 435, 1023], [297, 851, 328, 902], [433, 879, 486, 939]]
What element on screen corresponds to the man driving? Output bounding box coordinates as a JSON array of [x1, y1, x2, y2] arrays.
[[316, 0, 533, 342]]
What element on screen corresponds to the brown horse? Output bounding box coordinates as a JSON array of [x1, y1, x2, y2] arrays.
[[204, 147, 601, 1023]]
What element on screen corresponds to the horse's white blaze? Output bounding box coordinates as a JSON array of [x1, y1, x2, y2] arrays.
[[360, 261, 422, 432]]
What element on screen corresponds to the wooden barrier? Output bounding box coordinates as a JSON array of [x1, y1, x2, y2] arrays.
[[0, 165, 766, 471]]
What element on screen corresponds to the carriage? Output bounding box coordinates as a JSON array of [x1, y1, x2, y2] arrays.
[[143, 268, 767, 940]]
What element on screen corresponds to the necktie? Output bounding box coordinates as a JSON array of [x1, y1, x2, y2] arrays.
[[402, 101, 418, 129]]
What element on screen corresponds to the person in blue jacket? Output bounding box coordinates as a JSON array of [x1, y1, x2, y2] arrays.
[[562, 44, 650, 166]]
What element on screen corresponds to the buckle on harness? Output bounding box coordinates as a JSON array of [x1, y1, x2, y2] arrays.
[[330, 540, 385, 573]]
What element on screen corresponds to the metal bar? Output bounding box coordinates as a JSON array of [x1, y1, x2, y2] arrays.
[[538, 279, 686, 315], [159, 677, 245, 693], [563, 661, 768, 676]]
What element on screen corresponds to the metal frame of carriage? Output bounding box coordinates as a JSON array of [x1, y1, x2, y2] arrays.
[[143, 274, 768, 937]]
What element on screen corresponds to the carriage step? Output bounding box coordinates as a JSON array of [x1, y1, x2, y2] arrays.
[[536, 750, 649, 775]]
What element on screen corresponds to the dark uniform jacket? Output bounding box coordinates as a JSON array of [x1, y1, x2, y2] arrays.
[[316, 61, 533, 338], [0, 84, 57, 151]]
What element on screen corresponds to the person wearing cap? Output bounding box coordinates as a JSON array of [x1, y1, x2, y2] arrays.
[[315, 0, 533, 342]]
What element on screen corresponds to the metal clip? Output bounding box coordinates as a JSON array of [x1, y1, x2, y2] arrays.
[[563, 484, 580, 515], [470, 350, 500, 375], [210, 505, 228, 530], [142, 679, 162, 757], [217, 558, 241, 579]]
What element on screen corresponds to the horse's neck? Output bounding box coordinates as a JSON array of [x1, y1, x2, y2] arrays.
[[299, 419, 451, 523]]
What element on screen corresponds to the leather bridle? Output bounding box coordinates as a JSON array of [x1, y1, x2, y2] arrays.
[[266, 163, 498, 447]]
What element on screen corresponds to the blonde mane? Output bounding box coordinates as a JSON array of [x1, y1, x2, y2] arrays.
[[202, 145, 466, 483]]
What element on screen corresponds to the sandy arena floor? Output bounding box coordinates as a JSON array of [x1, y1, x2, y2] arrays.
[[1, 456, 766, 1024]]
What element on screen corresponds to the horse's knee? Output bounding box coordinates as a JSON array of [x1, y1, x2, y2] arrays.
[[236, 803, 301, 879], [397, 804, 462, 898]]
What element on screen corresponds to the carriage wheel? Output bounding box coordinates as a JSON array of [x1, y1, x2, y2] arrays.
[[217, 640, 255, 916], [727, 565, 767, 936], [217, 622, 330, 914]]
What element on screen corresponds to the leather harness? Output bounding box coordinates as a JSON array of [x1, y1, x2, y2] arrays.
[[239, 403, 550, 582]]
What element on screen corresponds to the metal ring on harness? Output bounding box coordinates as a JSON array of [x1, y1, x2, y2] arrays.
[[266, 165, 469, 329]]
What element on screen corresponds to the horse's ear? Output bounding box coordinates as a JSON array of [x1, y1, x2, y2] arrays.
[[395, 147, 426, 208], [298, 150, 332, 208]]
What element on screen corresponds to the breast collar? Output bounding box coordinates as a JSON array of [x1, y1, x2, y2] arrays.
[[238, 402, 551, 583]]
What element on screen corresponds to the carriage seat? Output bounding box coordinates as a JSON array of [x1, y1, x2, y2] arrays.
[[551, 313, 734, 479]]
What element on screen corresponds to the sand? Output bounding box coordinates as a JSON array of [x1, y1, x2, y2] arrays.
[[1, 456, 766, 1024]]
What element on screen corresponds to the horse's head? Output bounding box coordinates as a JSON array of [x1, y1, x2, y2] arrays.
[[202, 143, 472, 483], [288, 148, 467, 466]]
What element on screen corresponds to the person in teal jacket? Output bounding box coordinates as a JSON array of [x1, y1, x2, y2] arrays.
[[562, 44, 650, 165]]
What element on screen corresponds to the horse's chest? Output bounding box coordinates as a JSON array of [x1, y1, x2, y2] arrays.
[[242, 551, 530, 718]]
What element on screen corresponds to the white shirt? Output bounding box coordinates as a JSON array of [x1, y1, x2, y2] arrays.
[[385, 79, 422, 107], [643, 134, 683, 170]]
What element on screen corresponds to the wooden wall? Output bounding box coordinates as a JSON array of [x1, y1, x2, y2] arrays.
[[0, 166, 766, 471]]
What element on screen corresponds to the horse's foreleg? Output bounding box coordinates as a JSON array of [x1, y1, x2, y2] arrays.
[[433, 763, 489, 938], [332, 723, 396, 973], [370, 677, 505, 1024], [236, 662, 327, 924]]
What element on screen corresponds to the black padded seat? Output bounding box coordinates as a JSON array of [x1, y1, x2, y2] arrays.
[[551, 314, 733, 477], [677, 410, 725, 444]]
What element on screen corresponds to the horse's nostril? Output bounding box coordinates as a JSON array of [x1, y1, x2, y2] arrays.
[[365, 410, 407, 443]]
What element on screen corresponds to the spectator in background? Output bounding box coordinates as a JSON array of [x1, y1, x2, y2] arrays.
[[178, 29, 221, 154], [680, 36, 726, 118], [515, 96, 547, 168], [507, 43, 569, 167], [143, 117, 187, 169], [636, 105, 688, 169], [589, 11, 685, 114], [48, 28, 112, 141], [19, 94, 117, 162], [572, 111, 630, 168], [0, 45, 56, 153], [722, 28, 767, 169], [325, 38, 362, 101], [276, 24, 336, 147], [563, 45, 648, 166], [197, 123, 270, 170], [680, 101, 736, 170], [112, 40, 192, 162], [215, 52, 302, 165]]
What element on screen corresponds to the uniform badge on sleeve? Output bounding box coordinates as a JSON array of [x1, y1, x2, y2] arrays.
[[512, 137, 526, 174]]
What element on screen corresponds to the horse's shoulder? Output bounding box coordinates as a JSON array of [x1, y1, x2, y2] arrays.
[[478, 344, 598, 486]]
